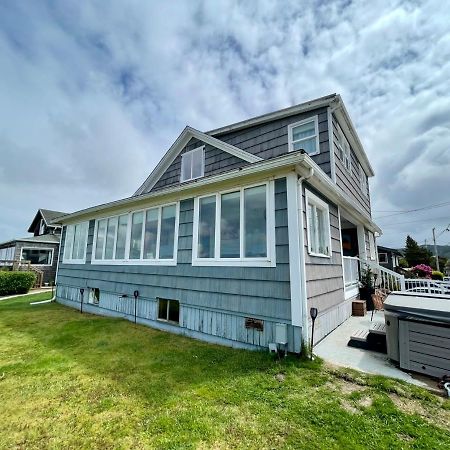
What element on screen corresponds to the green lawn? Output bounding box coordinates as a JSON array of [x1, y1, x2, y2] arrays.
[[0, 293, 449, 449]]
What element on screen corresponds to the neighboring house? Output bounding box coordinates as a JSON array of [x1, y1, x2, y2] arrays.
[[377, 245, 402, 271], [0, 209, 66, 284], [53, 94, 381, 351]]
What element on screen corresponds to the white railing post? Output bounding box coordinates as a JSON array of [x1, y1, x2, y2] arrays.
[[400, 275, 405, 291]]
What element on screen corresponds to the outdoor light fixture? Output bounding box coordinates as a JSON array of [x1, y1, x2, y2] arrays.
[[79, 288, 84, 314], [133, 290, 139, 324], [310, 307, 318, 360]]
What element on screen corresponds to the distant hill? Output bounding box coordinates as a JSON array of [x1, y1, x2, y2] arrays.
[[396, 245, 450, 259]]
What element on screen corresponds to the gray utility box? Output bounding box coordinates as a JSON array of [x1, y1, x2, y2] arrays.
[[384, 292, 450, 379]]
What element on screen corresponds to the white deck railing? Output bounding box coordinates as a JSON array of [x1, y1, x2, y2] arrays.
[[404, 279, 450, 295], [358, 258, 406, 292]]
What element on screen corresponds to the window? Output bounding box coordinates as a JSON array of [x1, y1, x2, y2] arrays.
[[157, 298, 180, 324], [0, 246, 15, 262], [378, 253, 388, 264], [92, 203, 178, 264], [63, 222, 88, 263], [288, 117, 319, 155], [193, 182, 275, 266], [180, 146, 204, 182], [335, 123, 351, 172], [360, 166, 369, 197], [305, 191, 331, 257], [21, 248, 53, 265], [89, 288, 100, 305], [369, 232, 376, 260], [39, 219, 46, 235]]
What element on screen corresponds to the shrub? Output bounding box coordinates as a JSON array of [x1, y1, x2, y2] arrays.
[[0, 272, 36, 296], [431, 271, 444, 281], [411, 264, 433, 279], [398, 258, 408, 268]]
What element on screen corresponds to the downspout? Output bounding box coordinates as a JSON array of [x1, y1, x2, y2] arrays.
[[297, 166, 314, 346]]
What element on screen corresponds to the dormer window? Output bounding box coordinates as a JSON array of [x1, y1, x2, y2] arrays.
[[180, 146, 204, 182], [39, 219, 45, 235], [288, 117, 319, 155]]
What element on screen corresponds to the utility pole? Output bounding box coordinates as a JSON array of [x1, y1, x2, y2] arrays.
[[432, 227, 440, 272]]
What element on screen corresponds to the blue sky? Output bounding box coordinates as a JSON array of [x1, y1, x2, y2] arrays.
[[0, 0, 449, 248]]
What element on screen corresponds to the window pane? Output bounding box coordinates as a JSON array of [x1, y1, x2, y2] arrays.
[[244, 185, 267, 257], [115, 215, 128, 259], [158, 298, 168, 320], [308, 204, 317, 253], [95, 220, 107, 260], [220, 191, 240, 258], [129, 212, 144, 259], [181, 151, 192, 181], [168, 300, 180, 323], [292, 121, 315, 141], [159, 205, 176, 259], [104, 218, 116, 259], [198, 196, 216, 258], [293, 137, 316, 154], [22, 249, 52, 265], [64, 225, 74, 260], [143, 208, 159, 259], [317, 208, 327, 255], [191, 149, 203, 179], [76, 223, 87, 260]]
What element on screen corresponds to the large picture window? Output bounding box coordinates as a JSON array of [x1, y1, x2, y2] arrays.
[[193, 182, 275, 267], [21, 248, 53, 265], [305, 191, 331, 258], [63, 222, 89, 263], [92, 203, 178, 265], [288, 117, 319, 155]]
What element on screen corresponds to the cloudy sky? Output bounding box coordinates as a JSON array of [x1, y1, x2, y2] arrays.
[[1, 0, 449, 248]]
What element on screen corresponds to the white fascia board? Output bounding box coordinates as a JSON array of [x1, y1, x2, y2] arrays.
[[334, 96, 375, 177], [207, 94, 338, 136], [296, 155, 382, 235], [52, 152, 306, 225], [134, 126, 262, 196]]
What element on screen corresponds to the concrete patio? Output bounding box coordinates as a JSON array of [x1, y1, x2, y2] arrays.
[[314, 311, 430, 388]]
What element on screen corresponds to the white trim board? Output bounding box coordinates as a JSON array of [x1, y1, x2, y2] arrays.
[[134, 126, 262, 196]]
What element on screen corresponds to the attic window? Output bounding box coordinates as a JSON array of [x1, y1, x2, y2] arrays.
[[288, 117, 319, 155], [180, 146, 204, 182]]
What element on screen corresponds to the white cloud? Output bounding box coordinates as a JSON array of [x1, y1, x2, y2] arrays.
[[0, 0, 449, 248]]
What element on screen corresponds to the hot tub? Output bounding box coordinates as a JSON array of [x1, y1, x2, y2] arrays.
[[384, 292, 450, 378]]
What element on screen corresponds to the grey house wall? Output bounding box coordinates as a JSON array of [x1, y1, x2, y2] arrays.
[[148, 107, 331, 195], [332, 114, 371, 216], [14, 241, 59, 284], [301, 183, 348, 343], [56, 177, 303, 352]]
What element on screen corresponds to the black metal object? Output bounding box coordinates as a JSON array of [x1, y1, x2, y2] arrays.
[[79, 288, 84, 314], [133, 290, 139, 324], [310, 307, 318, 360]]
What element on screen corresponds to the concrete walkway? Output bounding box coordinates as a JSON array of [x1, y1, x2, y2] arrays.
[[314, 312, 429, 388], [0, 287, 53, 302]]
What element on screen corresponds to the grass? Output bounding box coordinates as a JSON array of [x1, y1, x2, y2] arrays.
[[0, 293, 449, 449]]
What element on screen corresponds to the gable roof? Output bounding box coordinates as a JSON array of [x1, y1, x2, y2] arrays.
[[27, 209, 67, 233], [208, 93, 375, 177], [133, 126, 263, 196]]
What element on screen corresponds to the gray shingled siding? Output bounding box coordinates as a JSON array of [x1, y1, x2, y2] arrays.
[[148, 107, 331, 195], [332, 114, 371, 216], [13, 241, 60, 284], [152, 137, 250, 192], [301, 183, 344, 314], [56, 178, 303, 352]]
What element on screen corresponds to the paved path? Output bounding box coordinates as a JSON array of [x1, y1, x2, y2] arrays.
[[0, 288, 53, 302], [314, 312, 430, 388]]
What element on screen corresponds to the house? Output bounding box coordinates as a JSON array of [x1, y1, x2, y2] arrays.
[[52, 94, 382, 352], [377, 245, 402, 271], [0, 209, 66, 285]]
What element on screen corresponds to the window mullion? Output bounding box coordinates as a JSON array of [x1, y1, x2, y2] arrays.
[[215, 194, 221, 259], [240, 188, 244, 259], [112, 217, 118, 259], [156, 207, 162, 259], [124, 213, 132, 260]]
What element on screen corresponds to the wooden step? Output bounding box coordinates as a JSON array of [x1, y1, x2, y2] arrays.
[[369, 322, 386, 336], [350, 329, 369, 342]]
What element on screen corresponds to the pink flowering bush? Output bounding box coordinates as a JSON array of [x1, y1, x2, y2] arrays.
[[411, 264, 433, 279]]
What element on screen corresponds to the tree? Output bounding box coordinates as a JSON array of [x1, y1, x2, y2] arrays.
[[430, 255, 448, 271], [404, 235, 432, 267]]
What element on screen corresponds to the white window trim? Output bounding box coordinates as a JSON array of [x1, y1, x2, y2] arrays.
[[20, 247, 54, 266], [378, 252, 388, 264], [91, 202, 179, 266], [287, 116, 320, 156], [305, 190, 332, 258], [62, 222, 89, 264], [180, 145, 205, 183], [192, 181, 276, 267]]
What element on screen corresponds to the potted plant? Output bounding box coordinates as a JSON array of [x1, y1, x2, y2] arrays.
[[359, 267, 375, 310]]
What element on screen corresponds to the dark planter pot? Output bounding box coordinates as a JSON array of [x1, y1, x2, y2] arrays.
[[359, 286, 375, 310]]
